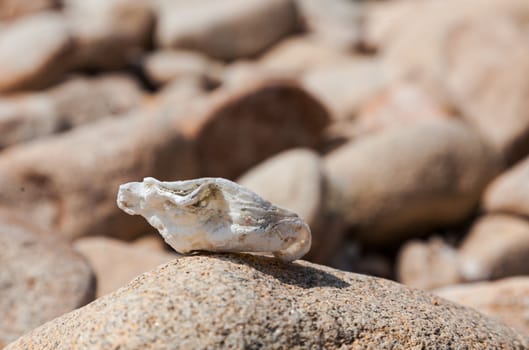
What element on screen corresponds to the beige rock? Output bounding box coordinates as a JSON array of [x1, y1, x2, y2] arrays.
[[143, 50, 223, 87], [0, 12, 73, 92], [132, 232, 168, 252], [459, 215, 529, 281], [436, 277, 529, 336], [397, 237, 461, 290], [0, 0, 58, 21], [7, 254, 528, 349], [0, 212, 95, 347], [0, 93, 57, 149], [443, 15, 529, 164], [485, 155, 529, 217], [294, 0, 363, 50], [324, 120, 498, 244], [187, 80, 330, 179], [355, 83, 453, 137], [259, 36, 351, 75], [220, 61, 292, 89], [64, 0, 153, 69], [0, 108, 198, 241], [301, 58, 387, 121], [155, 0, 298, 60], [74, 236, 177, 297], [238, 148, 341, 263], [0, 74, 143, 149]]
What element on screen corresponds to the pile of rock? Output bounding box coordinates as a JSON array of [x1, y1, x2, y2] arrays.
[[1, 0, 529, 347]]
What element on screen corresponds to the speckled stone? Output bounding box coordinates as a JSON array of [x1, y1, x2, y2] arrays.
[[7, 254, 528, 349], [0, 214, 95, 347]]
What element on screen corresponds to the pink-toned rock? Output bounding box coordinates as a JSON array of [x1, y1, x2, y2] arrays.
[[484, 155, 529, 217], [132, 232, 168, 253], [354, 83, 453, 137], [435, 277, 529, 336], [74, 236, 177, 297], [238, 148, 341, 263], [397, 237, 461, 290], [0, 74, 143, 150], [143, 50, 223, 87], [0, 0, 58, 21], [301, 58, 387, 121], [186, 81, 330, 179], [0, 212, 95, 346], [0, 12, 73, 92], [459, 215, 529, 281], [259, 36, 351, 75], [64, 0, 153, 69], [155, 0, 298, 60], [324, 120, 497, 244]]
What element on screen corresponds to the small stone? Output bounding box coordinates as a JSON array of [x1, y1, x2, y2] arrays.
[[74, 236, 177, 297], [6, 254, 527, 349], [435, 277, 529, 336], [459, 215, 529, 281]]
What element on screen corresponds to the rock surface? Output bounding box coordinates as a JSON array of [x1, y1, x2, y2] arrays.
[[238, 148, 341, 263], [74, 236, 177, 297], [436, 277, 529, 336], [156, 0, 298, 60], [0, 12, 73, 92], [459, 215, 529, 281], [324, 120, 497, 244], [484, 155, 529, 218], [397, 237, 461, 290], [6, 254, 528, 349], [0, 213, 95, 347], [187, 81, 330, 179], [0, 108, 198, 241]]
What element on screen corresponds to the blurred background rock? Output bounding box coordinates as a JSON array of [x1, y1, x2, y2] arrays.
[[1, 0, 529, 346]]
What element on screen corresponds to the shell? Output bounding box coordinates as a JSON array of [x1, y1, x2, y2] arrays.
[[117, 177, 311, 262]]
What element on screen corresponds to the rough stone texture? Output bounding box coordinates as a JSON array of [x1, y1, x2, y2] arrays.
[[294, 0, 363, 50], [0, 212, 95, 347], [354, 82, 453, 137], [6, 254, 528, 349], [238, 148, 341, 264], [156, 0, 298, 60], [301, 59, 387, 121], [64, 0, 154, 69], [459, 215, 529, 282], [435, 277, 529, 336], [143, 50, 223, 87], [324, 120, 498, 244], [397, 237, 461, 290], [74, 236, 177, 297], [185, 81, 330, 179], [0, 11, 73, 92], [0, 0, 58, 21], [484, 154, 529, 218], [0, 107, 198, 241]]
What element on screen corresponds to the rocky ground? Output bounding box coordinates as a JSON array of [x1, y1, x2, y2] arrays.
[[1, 0, 529, 348]]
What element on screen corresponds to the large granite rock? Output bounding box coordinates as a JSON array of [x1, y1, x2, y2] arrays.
[[0, 213, 95, 347], [324, 119, 498, 244], [6, 254, 527, 349]]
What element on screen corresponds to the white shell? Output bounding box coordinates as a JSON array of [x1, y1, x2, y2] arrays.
[[117, 177, 312, 262]]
